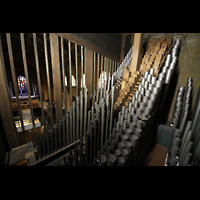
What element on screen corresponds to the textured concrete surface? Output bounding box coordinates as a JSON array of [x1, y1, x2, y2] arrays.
[[143, 33, 200, 123], [72, 33, 122, 59]]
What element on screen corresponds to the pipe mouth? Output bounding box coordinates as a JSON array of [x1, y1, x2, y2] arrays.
[[114, 149, 121, 156], [122, 148, 129, 158], [118, 157, 125, 165], [98, 154, 107, 163], [125, 141, 132, 148], [118, 142, 125, 148], [107, 154, 117, 163], [122, 134, 129, 143], [167, 155, 178, 166], [162, 67, 168, 73]]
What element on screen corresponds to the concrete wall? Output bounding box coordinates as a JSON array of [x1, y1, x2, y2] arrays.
[[143, 33, 200, 123], [72, 33, 122, 60]]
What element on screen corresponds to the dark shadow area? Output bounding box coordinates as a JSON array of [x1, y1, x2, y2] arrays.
[[0, 113, 9, 166], [160, 67, 179, 124]]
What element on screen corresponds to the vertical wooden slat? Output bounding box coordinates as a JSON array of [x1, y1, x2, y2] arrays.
[[75, 43, 78, 97], [100, 55, 103, 101], [0, 34, 19, 148], [68, 40, 73, 107], [120, 33, 126, 63], [129, 33, 144, 74], [93, 51, 96, 94], [44, 33, 53, 126], [20, 33, 37, 138], [131, 33, 134, 46], [6, 33, 26, 144], [106, 57, 110, 91], [103, 57, 107, 98], [33, 33, 45, 129], [85, 47, 93, 107], [96, 53, 100, 102], [50, 33, 63, 125], [81, 46, 84, 93], [61, 37, 67, 115]]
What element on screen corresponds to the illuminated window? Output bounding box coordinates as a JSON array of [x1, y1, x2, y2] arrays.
[[65, 75, 76, 86], [65, 76, 67, 86], [81, 74, 85, 87], [98, 71, 107, 88], [72, 75, 76, 86]]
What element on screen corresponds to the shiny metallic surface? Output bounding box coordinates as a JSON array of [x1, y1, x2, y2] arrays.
[[151, 77, 157, 85], [169, 144, 179, 157], [138, 94, 142, 102], [150, 93, 157, 101], [144, 81, 149, 90], [109, 86, 115, 136], [147, 74, 152, 82], [121, 148, 129, 160], [171, 136, 181, 147], [75, 43, 78, 97], [136, 120, 143, 129], [118, 157, 125, 166], [81, 46, 84, 94], [68, 40, 73, 106], [166, 54, 171, 62], [145, 90, 151, 97], [171, 56, 178, 64], [97, 154, 107, 166], [153, 87, 159, 95], [141, 77, 145, 86], [162, 66, 168, 73], [156, 80, 162, 88], [144, 71, 148, 80], [114, 149, 121, 160], [148, 84, 154, 91], [179, 141, 193, 165], [0, 35, 19, 147], [140, 87, 145, 95], [143, 96, 149, 104], [169, 63, 176, 70], [149, 68, 155, 76], [118, 142, 125, 151], [130, 135, 138, 147], [167, 155, 178, 166], [144, 106, 151, 115], [136, 108, 142, 116], [165, 69, 174, 84], [147, 100, 154, 109], [100, 55, 103, 100], [164, 59, 171, 66]]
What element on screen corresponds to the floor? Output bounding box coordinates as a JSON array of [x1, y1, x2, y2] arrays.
[[143, 144, 168, 166]]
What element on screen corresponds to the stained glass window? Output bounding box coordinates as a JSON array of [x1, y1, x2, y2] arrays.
[[17, 76, 27, 90], [17, 76, 27, 96]]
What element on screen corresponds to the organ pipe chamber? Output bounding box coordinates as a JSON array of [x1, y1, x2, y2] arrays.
[[1, 33, 197, 166]]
